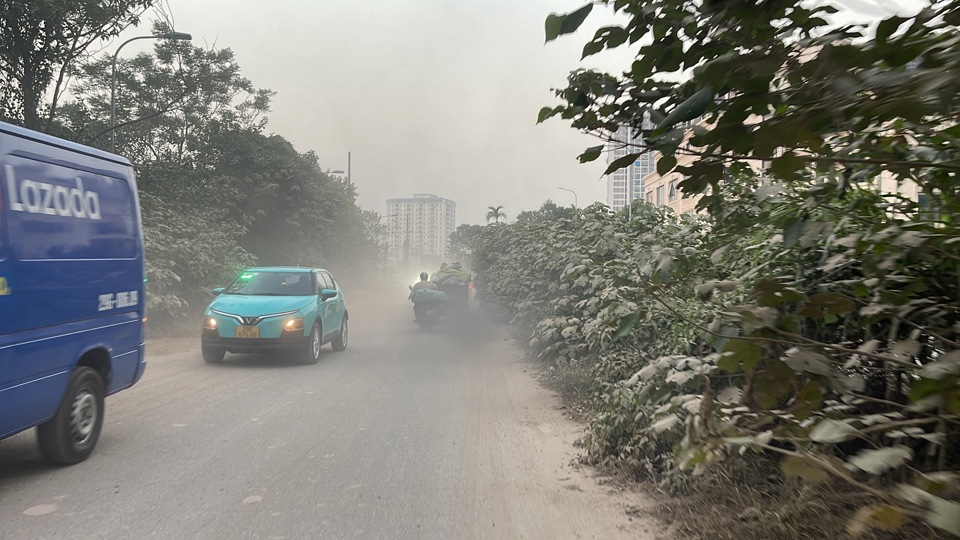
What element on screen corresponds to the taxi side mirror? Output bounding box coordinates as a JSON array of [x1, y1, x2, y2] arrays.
[[320, 288, 338, 301]]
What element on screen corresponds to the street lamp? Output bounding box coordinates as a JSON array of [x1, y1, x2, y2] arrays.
[[110, 31, 192, 152], [557, 186, 578, 208]]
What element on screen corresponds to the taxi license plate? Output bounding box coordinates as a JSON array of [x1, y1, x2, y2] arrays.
[[236, 326, 259, 338]]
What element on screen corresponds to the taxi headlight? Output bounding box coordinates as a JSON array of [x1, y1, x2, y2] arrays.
[[284, 318, 304, 332], [203, 316, 217, 330]]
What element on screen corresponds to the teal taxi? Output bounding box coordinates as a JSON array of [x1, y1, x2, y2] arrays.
[[200, 267, 348, 364]]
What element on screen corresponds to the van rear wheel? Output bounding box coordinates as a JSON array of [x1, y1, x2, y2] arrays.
[[37, 367, 105, 465]]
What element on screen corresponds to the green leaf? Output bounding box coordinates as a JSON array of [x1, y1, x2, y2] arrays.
[[783, 217, 804, 248], [875, 16, 906, 45], [655, 85, 714, 132], [910, 377, 956, 401], [657, 155, 677, 176], [582, 39, 604, 58], [798, 293, 856, 318], [612, 312, 639, 342], [537, 106, 559, 124], [577, 145, 605, 163], [544, 3, 593, 43], [948, 389, 960, 415], [753, 279, 805, 307], [782, 455, 829, 484], [603, 152, 642, 175], [720, 339, 762, 373], [847, 505, 905, 536], [809, 419, 862, 443], [791, 380, 824, 420], [771, 151, 806, 179], [581, 26, 627, 59]]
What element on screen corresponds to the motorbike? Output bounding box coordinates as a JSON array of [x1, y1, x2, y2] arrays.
[[409, 285, 443, 330]]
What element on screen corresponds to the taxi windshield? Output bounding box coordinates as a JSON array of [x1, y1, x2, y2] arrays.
[[223, 271, 313, 296]]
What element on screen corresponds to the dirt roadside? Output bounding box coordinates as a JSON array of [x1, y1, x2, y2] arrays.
[[456, 326, 670, 540]]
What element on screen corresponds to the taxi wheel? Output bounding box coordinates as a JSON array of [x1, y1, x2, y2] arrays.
[[202, 347, 225, 364], [37, 367, 105, 465], [332, 317, 348, 351], [301, 323, 321, 364]]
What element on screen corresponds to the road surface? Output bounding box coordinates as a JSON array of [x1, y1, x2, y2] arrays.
[[0, 285, 660, 540]]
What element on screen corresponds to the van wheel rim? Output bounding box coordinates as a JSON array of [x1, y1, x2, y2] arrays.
[[341, 321, 348, 347], [312, 329, 321, 358], [70, 390, 97, 445]]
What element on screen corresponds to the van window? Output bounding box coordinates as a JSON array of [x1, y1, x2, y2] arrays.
[[4, 158, 136, 260]]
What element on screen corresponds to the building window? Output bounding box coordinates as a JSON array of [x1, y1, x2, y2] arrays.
[[656, 185, 664, 205], [668, 181, 677, 201], [646, 190, 653, 202]]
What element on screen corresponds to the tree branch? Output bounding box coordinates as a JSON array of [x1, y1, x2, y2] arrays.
[[593, 129, 960, 173], [85, 85, 189, 145], [769, 328, 922, 370]]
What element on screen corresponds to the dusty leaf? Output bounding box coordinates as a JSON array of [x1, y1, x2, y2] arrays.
[[929, 498, 960, 536], [919, 350, 960, 380], [891, 339, 922, 358], [784, 348, 834, 376], [651, 413, 680, 433], [717, 386, 742, 404], [810, 419, 862, 443], [848, 445, 913, 475]]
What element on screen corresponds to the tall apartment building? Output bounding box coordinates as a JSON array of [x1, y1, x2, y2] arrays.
[[606, 118, 656, 212], [386, 194, 456, 267]]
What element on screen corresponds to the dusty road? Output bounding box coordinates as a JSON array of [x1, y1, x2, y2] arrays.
[[0, 286, 661, 540]]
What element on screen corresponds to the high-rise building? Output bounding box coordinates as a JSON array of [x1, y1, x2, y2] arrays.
[[386, 194, 456, 268], [606, 118, 656, 212]]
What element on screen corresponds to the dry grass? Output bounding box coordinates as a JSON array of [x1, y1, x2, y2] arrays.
[[641, 457, 949, 540]]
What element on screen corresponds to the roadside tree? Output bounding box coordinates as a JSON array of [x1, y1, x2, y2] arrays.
[[0, 0, 155, 131], [526, 0, 960, 535]]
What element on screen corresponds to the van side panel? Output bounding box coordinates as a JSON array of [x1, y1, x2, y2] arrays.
[[0, 126, 145, 440]]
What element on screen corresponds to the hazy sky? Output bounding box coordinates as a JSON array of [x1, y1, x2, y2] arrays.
[[109, 0, 630, 225], [111, 0, 915, 225]]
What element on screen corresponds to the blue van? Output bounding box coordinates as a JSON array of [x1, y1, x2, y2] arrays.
[[0, 121, 146, 464]]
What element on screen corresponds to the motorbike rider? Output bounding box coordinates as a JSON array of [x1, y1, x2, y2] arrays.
[[410, 272, 437, 322], [411, 272, 437, 292]]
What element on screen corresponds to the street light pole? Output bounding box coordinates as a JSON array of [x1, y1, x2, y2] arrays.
[[110, 31, 192, 152], [557, 186, 578, 208]]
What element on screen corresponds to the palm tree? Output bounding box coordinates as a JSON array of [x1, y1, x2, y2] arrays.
[[486, 205, 506, 224]]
